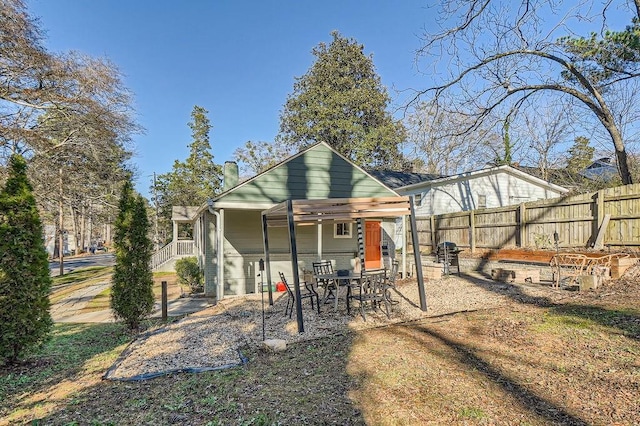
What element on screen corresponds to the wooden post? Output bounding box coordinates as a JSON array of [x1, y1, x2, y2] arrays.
[[469, 210, 476, 254], [401, 215, 407, 278], [592, 214, 611, 250], [596, 189, 605, 229], [161, 280, 168, 321], [519, 203, 527, 248], [430, 214, 436, 253], [261, 214, 274, 306]]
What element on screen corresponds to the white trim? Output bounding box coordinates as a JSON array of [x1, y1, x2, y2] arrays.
[[207, 201, 277, 210], [206, 206, 225, 301]]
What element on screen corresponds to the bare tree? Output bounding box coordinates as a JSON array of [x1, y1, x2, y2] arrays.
[[233, 141, 292, 178], [1, 0, 138, 250], [404, 100, 500, 175], [515, 101, 572, 180], [411, 0, 640, 184]]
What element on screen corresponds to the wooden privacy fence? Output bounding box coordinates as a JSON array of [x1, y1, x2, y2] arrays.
[[411, 183, 640, 254]]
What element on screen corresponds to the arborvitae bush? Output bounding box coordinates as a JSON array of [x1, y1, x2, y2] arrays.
[[110, 180, 154, 330], [175, 257, 204, 294], [0, 154, 53, 365]]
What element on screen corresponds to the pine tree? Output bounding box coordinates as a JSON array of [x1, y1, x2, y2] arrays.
[[110, 179, 154, 330], [566, 136, 595, 174], [0, 154, 52, 365], [278, 31, 406, 169], [154, 105, 223, 244]]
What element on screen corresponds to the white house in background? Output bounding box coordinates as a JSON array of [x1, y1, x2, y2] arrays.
[[370, 164, 569, 216]]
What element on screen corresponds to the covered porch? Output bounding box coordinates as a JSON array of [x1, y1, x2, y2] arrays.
[[261, 196, 427, 333], [151, 206, 200, 271]]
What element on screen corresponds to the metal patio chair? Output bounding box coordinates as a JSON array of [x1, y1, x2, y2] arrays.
[[312, 260, 339, 308], [350, 270, 390, 321], [279, 272, 320, 318]]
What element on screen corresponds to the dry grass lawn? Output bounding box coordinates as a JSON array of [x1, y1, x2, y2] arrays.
[[2, 266, 640, 425]]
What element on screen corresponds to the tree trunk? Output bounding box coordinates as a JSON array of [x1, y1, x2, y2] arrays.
[[79, 204, 86, 253], [71, 207, 79, 255], [603, 117, 633, 184]]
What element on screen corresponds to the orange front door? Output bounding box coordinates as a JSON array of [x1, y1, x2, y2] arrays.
[[365, 221, 381, 269]]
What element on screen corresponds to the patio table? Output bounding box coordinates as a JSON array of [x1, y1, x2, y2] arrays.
[[314, 269, 388, 314]]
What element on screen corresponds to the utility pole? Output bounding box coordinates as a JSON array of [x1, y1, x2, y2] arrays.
[[153, 172, 160, 250]]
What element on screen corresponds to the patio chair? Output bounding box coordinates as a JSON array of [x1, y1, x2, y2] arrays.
[[350, 270, 390, 321], [384, 260, 400, 304], [312, 260, 339, 308], [279, 272, 320, 318]]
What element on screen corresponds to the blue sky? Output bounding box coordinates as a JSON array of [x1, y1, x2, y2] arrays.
[[28, 0, 435, 197]]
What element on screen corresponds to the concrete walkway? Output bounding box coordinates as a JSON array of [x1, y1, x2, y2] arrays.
[[51, 282, 112, 322], [51, 282, 216, 323]]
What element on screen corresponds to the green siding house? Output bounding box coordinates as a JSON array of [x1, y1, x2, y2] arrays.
[[190, 142, 400, 299]]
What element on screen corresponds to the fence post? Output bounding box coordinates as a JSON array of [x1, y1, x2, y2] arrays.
[[591, 189, 606, 248], [430, 215, 436, 253], [161, 280, 168, 322], [469, 210, 476, 253], [519, 203, 527, 248], [596, 189, 605, 229]]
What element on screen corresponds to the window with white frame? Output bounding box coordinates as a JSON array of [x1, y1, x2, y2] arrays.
[[334, 222, 352, 238], [477, 194, 487, 209], [414, 193, 422, 205]]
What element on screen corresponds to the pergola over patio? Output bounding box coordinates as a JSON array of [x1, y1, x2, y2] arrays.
[[261, 196, 427, 333]]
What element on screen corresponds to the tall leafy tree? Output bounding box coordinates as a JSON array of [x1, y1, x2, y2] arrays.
[[278, 31, 406, 169], [0, 154, 52, 364], [413, 0, 640, 184], [154, 106, 222, 242], [111, 179, 154, 330]]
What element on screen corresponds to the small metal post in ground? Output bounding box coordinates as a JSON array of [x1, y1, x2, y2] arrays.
[[553, 231, 560, 287], [161, 280, 168, 321], [259, 259, 266, 341]]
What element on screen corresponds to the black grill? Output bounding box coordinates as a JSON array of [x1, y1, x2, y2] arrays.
[[436, 242, 461, 275]]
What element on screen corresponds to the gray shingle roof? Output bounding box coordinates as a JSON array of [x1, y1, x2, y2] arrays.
[[368, 170, 442, 189]]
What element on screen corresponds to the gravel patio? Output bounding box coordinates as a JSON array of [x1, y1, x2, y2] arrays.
[[104, 272, 563, 381]]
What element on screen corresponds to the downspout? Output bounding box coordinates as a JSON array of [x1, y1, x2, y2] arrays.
[[402, 215, 407, 278], [208, 204, 224, 301]]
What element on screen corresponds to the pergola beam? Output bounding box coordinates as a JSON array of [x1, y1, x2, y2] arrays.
[[265, 210, 411, 226], [263, 197, 412, 228], [261, 195, 426, 334]]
